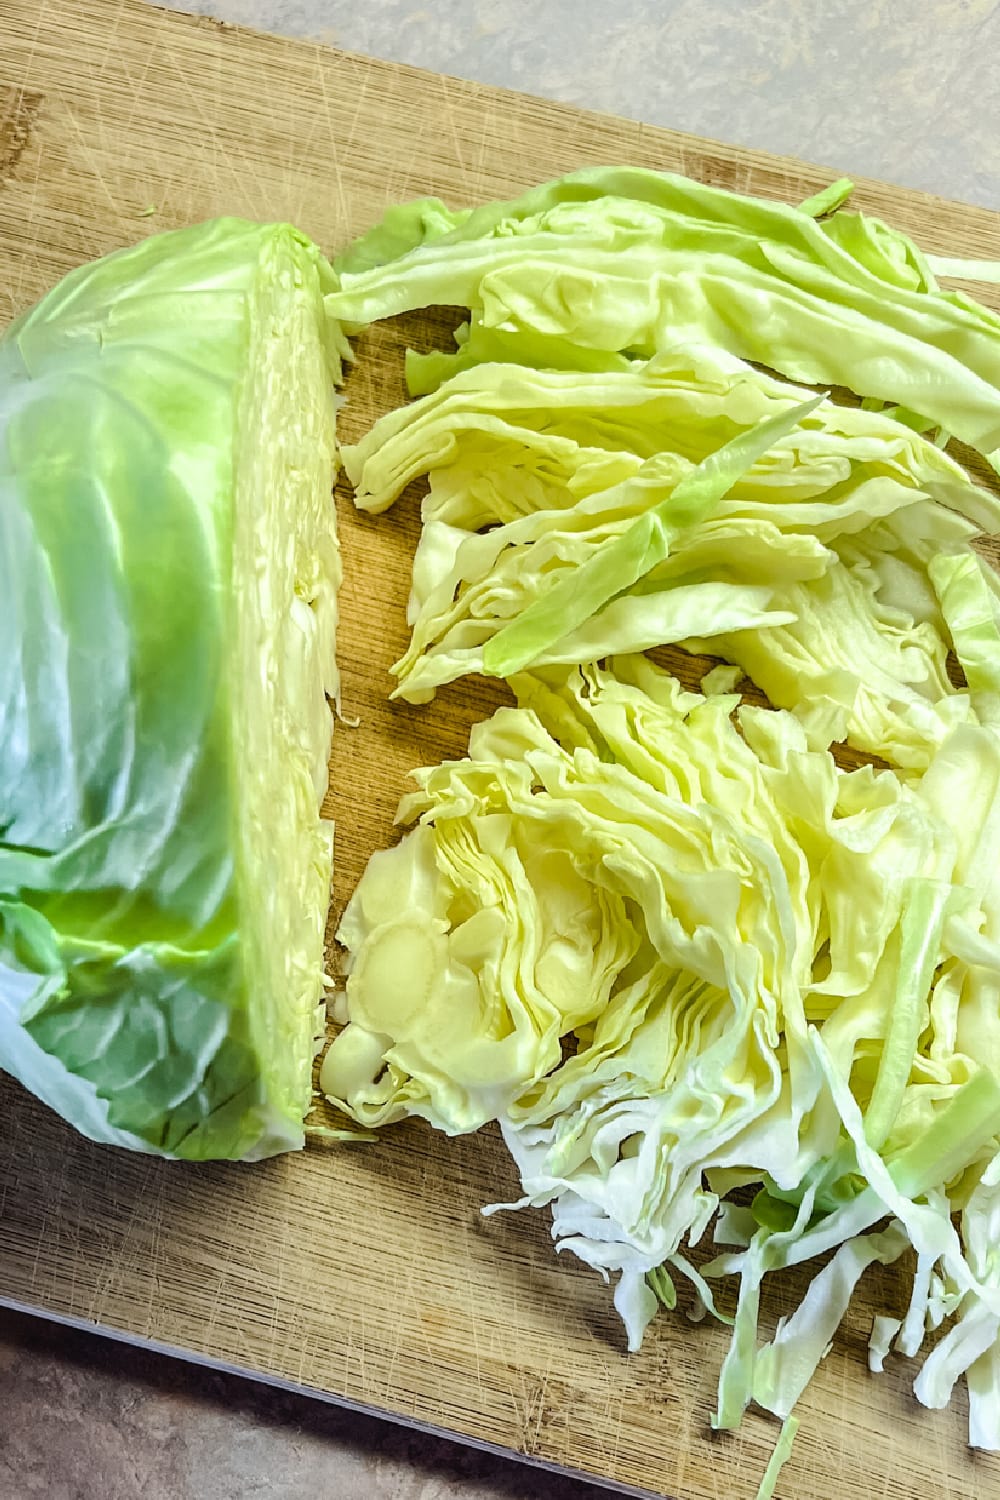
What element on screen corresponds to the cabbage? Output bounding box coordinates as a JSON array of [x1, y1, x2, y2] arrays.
[[326, 654, 1000, 1446], [328, 167, 1000, 472], [481, 389, 825, 677], [344, 342, 1000, 767], [327, 166, 1000, 1453], [0, 218, 347, 1160], [754, 1414, 799, 1500], [325, 658, 825, 1144]]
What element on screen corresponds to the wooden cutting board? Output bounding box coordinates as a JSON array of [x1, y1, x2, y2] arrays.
[[3, 3, 1000, 1496]]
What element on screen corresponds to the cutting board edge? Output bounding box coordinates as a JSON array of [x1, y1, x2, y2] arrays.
[[0, 1292, 660, 1500], [158, 1, 1000, 230]]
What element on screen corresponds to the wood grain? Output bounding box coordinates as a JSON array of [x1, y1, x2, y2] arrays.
[[2, 2, 1000, 1496]]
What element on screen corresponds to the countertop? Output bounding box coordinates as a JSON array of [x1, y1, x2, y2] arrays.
[[3, 3, 1000, 1498]]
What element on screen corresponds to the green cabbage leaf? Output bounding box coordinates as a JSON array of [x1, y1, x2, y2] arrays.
[[328, 167, 1000, 472]]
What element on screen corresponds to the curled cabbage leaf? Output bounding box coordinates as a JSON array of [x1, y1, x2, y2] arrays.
[[329, 166, 1000, 472]]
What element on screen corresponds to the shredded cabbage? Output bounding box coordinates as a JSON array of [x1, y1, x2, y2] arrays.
[[344, 342, 1000, 767], [329, 166, 1000, 472], [325, 167, 1000, 1457], [325, 655, 1000, 1444]]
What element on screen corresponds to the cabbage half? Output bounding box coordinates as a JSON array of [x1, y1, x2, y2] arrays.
[[0, 218, 346, 1160]]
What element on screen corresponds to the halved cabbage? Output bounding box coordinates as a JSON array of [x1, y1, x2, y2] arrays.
[[0, 219, 346, 1160]]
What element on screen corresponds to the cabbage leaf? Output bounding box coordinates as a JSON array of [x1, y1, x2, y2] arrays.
[[328, 167, 1000, 472], [344, 343, 1000, 766]]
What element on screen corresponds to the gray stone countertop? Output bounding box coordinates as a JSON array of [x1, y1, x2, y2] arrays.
[[179, 0, 1000, 210], [3, 3, 1000, 1499]]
